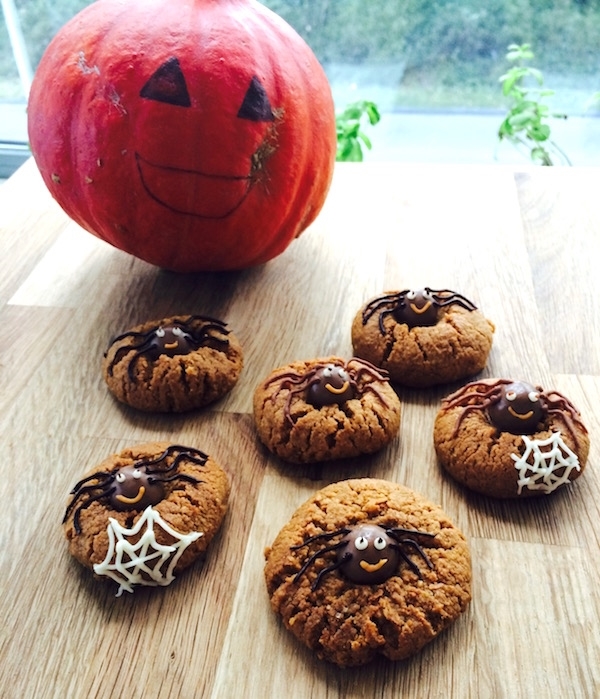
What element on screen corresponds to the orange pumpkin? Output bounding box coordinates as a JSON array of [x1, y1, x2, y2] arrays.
[[27, 0, 336, 272]]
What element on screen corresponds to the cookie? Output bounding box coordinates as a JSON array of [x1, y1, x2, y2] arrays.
[[351, 287, 495, 387], [102, 314, 243, 412], [63, 442, 230, 595], [433, 378, 589, 498], [264, 478, 471, 667], [253, 356, 401, 463]]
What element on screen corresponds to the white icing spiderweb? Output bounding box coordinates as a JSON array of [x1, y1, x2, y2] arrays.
[[511, 431, 580, 496], [93, 505, 203, 596]]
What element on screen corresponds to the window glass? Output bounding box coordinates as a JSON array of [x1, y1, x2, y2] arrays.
[[2, 0, 600, 175]]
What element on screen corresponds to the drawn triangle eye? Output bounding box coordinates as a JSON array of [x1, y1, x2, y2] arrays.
[[140, 57, 191, 107], [237, 76, 275, 122]]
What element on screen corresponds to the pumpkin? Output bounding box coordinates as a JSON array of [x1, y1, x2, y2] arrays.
[[27, 0, 336, 272]]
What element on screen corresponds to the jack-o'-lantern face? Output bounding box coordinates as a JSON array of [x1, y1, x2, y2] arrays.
[[135, 57, 278, 219], [27, 0, 337, 272]]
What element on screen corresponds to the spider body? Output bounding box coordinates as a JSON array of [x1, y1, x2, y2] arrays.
[[291, 523, 436, 591], [263, 357, 393, 425], [105, 315, 231, 380], [443, 379, 587, 444], [63, 445, 207, 534], [362, 287, 478, 333]]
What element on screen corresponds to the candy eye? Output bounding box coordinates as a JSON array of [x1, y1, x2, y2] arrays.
[[322, 365, 335, 377], [115, 472, 126, 483], [374, 536, 387, 551], [132, 469, 142, 479], [172, 326, 184, 337], [505, 390, 517, 401], [354, 536, 369, 551], [335, 368, 349, 382], [406, 290, 416, 300], [528, 391, 540, 403], [155, 327, 166, 338]]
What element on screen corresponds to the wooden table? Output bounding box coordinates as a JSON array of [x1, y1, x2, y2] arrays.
[[1, 159, 599, 698]]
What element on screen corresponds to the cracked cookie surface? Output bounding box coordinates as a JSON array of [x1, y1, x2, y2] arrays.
[[63, 441, 230, 594], [351, 290, 494, 387], [253, 356, 401, 463], [102, 315, 243, 412], [264, 478, 472, 666], [433, 378, 589, 498]]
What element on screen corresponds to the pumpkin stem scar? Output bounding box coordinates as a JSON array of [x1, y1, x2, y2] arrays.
[[251, 109, 283, 184], [76, 51, 100, 75]]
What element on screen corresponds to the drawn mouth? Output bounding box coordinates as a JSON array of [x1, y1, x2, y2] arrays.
[[410, 301, 432, 314], [325, 381, 350, 395], [508, 407, 534, 421], [135, 153, 253, 218], [359, 558, 388, 573], [116, 487, 146, 505]]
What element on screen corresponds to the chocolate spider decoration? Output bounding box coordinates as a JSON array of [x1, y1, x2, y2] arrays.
[[63, 445, 207, 534], [264, 358, 392, 425], [291, 523, 436, 591], [362, 287, 478, 333], [443, 379, 587, 445], [105, 315, 231, 380]]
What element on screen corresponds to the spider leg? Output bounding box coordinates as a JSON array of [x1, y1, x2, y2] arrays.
[[291, 527, 350, 550], [429, 289, 477, 312], [378, 308, 395, 335], [70, 487, 116, 534], [546, 406, 583, 447], [361, 293, 403, 326], [105, 336, 155, 378], [387, 526, 437, 540], [149, 473, 202, 486], [69, 470, 114, 494], [390, 538, 434, 575], [185, 315, 230, 335], [292, 539, 349, 584], [311, 551, 352, 592], [138, 445, 208, 474]]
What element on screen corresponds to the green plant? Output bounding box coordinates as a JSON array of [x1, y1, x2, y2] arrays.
[[498, 43, 570, 166], [336, 100, 381, 162]]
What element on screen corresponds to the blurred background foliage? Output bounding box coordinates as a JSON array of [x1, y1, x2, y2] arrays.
[[1, 0, 600, 109]]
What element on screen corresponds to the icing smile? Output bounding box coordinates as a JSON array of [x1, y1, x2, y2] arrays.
[[325, 381, 351, 395], [508, 406, 535, 421], [410, 300, 433, 314], [359, 558, 388, 573], [115, 486, 146, 505]]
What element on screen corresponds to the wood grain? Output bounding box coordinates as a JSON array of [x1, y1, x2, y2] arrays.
[[0, 159, 598, 699]]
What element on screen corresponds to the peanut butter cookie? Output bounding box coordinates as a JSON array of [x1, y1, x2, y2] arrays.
[[253, 356, 401, 463], [351, 287, 494, 387], [434, 378, 589, 498], [63, 442, 230, 595], [264, 478, 471, 666], [102, 314, 243, 412]]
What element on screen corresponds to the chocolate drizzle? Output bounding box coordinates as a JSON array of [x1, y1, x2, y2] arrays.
[[361, 287, 478, 334], [105, 315, 231, 380], [63, 445, 207, 534], [262, 357, 393, 426], [442, 378, 587, 444], [291, 523, 436, 591]]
